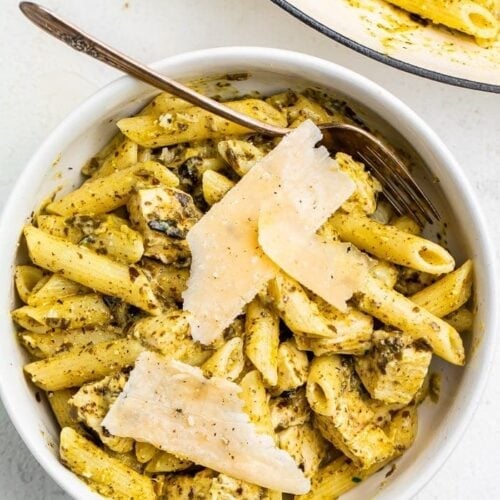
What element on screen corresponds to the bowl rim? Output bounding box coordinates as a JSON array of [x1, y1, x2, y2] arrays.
[[0, 46, 497, 500], [270, 0, 500, 94]]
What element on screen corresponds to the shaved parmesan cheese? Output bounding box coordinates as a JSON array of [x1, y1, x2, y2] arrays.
[[183, 120, 355, 344], [102, 352, 310, 495], [258, 207, 370, 312]]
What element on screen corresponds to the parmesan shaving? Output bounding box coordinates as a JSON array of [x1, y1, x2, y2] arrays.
[[102, 352, 310, 494], [183, 120, 356, 344]]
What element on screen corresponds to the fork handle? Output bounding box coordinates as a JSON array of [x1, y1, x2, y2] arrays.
[[19, 1, 289, 136]]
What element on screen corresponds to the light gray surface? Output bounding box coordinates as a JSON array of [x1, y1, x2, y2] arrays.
[[0, 0, 499, 498]]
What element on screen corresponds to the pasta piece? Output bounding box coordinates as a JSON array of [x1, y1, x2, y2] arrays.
[[445, 307, 474, 333], [140, 258, 188, 305], [202, 337, 245, 381], [139, 92, 192, 117], [267, 272, 332, 338], [326, 211, 454, 274], [12, 293, 111, 333], [294, 295, 373, 356], [70, 372, 134, 453], [46, 161, 178, 216], [355, 330, 432, 405], [24, 226, 160, 314], [385, 0, 499, 40], [202, 170, 235, 205], [272, 340, 309, 395], [217, 139, 264, 176], [391, 215, 421, 235], [335, 153, 381, 215], [278, 423, 329, 478], [135, 442, 157, 464], [129, 312, 211, 366], [24, 338, 144, 391], [105, 450, 144, 474], [117, 99, 287, 147], [14, 265, 45, 303], [270, 388, 311, 431], [127, 187, 201, 266], [81, 133, 124, 176], [27, 274, 88, 307], [145, 451, 192, 474], [208, 473, 278, 499], [19, 326, 122, 359], [59, 427, 156, 500], [245, 297, 280, 386], [410, 260, 473, 318], [239, 370, 275, 438], [286, 95, 331, 126], [357, 276, 465, 365], [78, 215, 144, 265], [92, 139, 139, 178], [162, 470, 215, 499], [370, 260, 399, 289], [36, 215, 83, 243], [47, 389, 79, 430], [307, 355, 394, 468]]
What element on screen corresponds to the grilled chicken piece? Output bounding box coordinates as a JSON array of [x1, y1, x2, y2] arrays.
[[270, 388, 310, 431], [355, 330, 432, 405], [69, 372, 133, 453], [127, 187, 201, 266]]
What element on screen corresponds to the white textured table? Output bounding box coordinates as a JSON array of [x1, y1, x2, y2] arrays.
[[0, 0, 498, 498]]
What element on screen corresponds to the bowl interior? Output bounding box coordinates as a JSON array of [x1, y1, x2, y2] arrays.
[[0, 48, 495, 500]]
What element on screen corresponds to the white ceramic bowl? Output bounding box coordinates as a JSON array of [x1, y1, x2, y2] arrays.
[[0, 47, 496, 500]]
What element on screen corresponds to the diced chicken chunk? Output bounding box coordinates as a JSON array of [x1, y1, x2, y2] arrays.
[[355, 330, 432, 405], [69, 372, 133, 453], [127, 187, 201, 266]]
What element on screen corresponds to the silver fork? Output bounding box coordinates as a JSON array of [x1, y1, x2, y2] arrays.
[[19, 1, 439, 225]]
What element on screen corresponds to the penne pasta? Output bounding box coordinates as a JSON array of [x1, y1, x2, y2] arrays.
[[135, 442, 157, 464], [24, 226, 160, 314], [358, 276, 465, 365], [385, 0, 499, 40], [410, 260, 473, 318], [326, 211, 454, 274], [117, 99, 286, 148], [239, 370, 275, 438], [24, 338, 144, 391], [60, 427, 156, 500], [92, 139, 139, 179], [14, 265, 45, 304], [144, 451, 192, 473], [46, 161, 179, 216], [202, 170, 235, 205], [47, 389, 79, 430], [19, 326, 122, 359], [272, 340, 309, 395], [12, 293, 111, 333], [245, 297, 280, 386], [27, 273, 88, 307], [202, 337, 245, 381]]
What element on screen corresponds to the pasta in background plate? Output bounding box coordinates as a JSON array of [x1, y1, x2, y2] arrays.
[[384, 0, 500, 45], [12, 88, 473, 499]]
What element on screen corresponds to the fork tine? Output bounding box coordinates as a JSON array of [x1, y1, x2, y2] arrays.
[[361, 148, 430, 226], [364, 143, 439, 223], [358, 151, 423, 224]]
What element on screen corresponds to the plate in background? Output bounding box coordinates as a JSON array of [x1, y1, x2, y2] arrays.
[[271, 0, 500, 93]]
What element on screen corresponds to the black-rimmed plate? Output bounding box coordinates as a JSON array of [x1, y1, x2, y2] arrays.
[[271, 0, 500, 93]]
